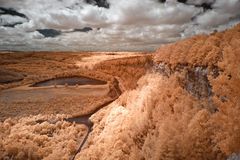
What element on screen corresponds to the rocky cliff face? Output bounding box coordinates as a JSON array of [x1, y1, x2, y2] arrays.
[[76, 24, 240, 159]]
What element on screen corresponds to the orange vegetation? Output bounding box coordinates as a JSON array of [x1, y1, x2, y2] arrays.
[[0, 114, 87, 160], [94, 54, 152, 90]]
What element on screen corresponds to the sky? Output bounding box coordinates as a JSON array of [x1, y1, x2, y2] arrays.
[[0, 0, 240, 51]]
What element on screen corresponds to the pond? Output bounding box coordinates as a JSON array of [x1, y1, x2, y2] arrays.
[[31, 76, 107, 87]]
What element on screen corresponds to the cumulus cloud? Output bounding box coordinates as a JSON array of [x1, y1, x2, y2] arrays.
[[0, 0, 240, 51]]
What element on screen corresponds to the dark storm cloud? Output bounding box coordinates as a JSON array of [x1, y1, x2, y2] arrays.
[[0, 7, 28, 19], [181, 0, 215, 11], [0, 0, 240, 51], [3, 22, 23, 28], [74, 27, 93, 32], [177, 0, 187, 3], [158, 0, 167, 3], [198, 3, 213, 10], [37, 29, 61, 38], [85, 0, 110, 8]]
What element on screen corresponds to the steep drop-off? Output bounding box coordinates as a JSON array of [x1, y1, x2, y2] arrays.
[[75, 24, 240, 159]]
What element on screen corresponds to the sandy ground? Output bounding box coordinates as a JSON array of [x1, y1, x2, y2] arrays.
[[75, 52, 143, 69], [0, 85, 109, 102], [0, 84, 110, 121]]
